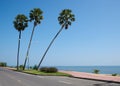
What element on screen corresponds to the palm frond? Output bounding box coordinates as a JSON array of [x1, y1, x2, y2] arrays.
[[29, 8, 43, 26], [13, 14, 28, 31], [58, 9, 75, 29]]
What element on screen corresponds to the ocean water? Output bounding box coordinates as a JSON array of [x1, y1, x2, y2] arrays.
[[56, 66, 120, 74]]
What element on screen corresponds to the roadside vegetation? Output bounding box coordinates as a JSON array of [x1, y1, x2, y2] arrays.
[[93, 69, 100, 74], [23, 70, 70, 76], [13, 8, 75, 71], [112, 73, 118, 76], [14, 66, 71, 76], [0, 62, 7, 67]]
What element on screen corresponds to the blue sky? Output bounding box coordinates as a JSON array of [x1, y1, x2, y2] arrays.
[[0, 0, 120, 66]]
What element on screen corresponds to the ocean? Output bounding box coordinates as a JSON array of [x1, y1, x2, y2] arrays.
[[56, 66, 120, 74]]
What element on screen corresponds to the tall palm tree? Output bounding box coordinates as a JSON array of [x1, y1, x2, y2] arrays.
[[13, 14, 28, 71], [37, 9, 75, 70], [23, 8, 43, 70]]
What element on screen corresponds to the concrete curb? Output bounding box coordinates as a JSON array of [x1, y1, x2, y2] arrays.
[[60, 71, 120, 84], [69, 76, 120, 84]]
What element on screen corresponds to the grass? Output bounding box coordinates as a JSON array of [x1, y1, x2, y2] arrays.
[[22, 69, 71, 76]]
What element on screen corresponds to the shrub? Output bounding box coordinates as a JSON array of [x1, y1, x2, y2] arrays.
[[40, 67, 58, 73], [48, 67, 58, 73], [40, 67, 48, 72], [33, 65, 38, 70], [112, 73, 117, 76], [93, 69, 100, 74], [29, 66, 33, 69], [19, 65, 24, 70], [0, 62, 7, 67]]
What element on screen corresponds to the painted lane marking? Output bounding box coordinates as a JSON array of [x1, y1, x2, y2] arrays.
[[37, 76, 45, 79], [58, 81, 72, 84], [17, 80, 21, 82]]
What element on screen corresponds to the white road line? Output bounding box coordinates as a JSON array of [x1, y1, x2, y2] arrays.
[[37, 76, 44, 79], [17, 80, 21, 82], [58, 81, 72, 84]]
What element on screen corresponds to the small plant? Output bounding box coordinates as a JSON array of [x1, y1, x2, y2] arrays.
[[112, 73, 117, 76], [29, 66, 33, 69], [0, 62, 7, 67], [19, 65, 24, 70], [33, 65, 38, 70], [93, 69, 100, 74]]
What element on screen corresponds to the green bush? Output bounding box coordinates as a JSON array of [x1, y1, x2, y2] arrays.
[[93, 69, 100, 74], [29, 66, 33, 69], [19, 65, 24, 70], [112, 73, 117, 76], [40, 67, 48, 72], [48, 67, 58, 73], [33, 65, 38, 70], [0, 62, 7, 67], [40, 67, 58, 73]]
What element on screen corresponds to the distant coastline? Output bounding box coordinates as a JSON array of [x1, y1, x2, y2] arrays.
[[8, 65, 120, 74], [56, 66, 120, 74]]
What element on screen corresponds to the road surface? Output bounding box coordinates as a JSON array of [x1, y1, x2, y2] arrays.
[[0, 67, 120, 86]]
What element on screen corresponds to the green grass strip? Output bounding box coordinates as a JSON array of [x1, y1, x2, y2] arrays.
[[22, 70, 71, 76]]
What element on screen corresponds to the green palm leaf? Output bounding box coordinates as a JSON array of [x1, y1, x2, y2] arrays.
[[58, 9, 75, 29], [29, 8, 43, 26], [13, 14, 28, 31]]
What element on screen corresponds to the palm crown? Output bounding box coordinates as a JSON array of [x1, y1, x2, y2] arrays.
[[58, 9, 75, 29], [13, 14, 28, 31], [29, 8, 43, 26]]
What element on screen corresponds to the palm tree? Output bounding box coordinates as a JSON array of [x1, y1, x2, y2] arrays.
[[37, 9, 75, 70], [23, 8, 43, 70], [13, 14, 28, 71]]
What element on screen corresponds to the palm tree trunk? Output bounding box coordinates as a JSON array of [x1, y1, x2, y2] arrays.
[[37, 25, 64, 70], [23, 25, 36, 70], [17, 31, 21, 71]]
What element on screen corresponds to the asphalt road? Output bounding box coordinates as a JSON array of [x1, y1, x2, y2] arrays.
[[0, 67, 120, 86]]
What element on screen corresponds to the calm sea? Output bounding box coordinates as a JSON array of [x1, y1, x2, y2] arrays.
[[56, 66, 120, 74]]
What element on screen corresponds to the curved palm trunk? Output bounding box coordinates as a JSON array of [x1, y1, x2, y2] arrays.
[[23, 25, 36, 70], [17, 31, 21, 71], [37, 25, 64, 70]]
